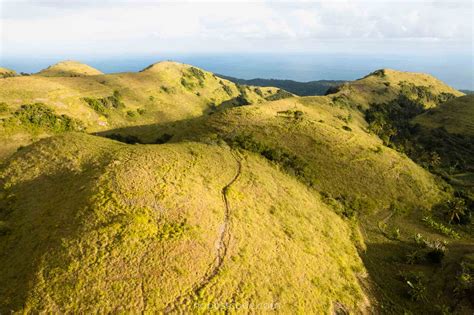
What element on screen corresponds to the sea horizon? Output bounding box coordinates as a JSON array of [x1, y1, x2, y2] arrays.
[[2, 52, 473, 90]]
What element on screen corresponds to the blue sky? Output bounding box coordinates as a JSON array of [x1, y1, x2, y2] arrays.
[[1, 0, 472, 57]]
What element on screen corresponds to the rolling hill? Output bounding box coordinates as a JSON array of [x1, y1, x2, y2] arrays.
[[0, 133, 368, 313], [0, 61, 286, 159], [0, 63, 473, 313]]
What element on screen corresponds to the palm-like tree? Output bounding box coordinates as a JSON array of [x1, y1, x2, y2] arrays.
[[446, 198, 466, 224]]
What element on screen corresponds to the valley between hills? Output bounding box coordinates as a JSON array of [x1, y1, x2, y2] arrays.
[[0, 61, 473, 313]]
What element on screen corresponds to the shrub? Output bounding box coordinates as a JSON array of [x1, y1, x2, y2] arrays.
[[189, 67, 205, 87], [181, 78, 194, 90], [254, 87, 264, 97], [137, 108, 146, 115], [219, 81, 233, 96], [126, 110, 137, 118], [161, 86, 171, 94], [265, 89, 293, 101], [399, 271, 427, 301], [276, 109, 304, 121], [82, 90, 124, 116], [443, 198, 467, 224], [0, 102, 8, 113], [11, 103, 84, 132], [342, 126, 352, 132], [422, 216, 460, 239]]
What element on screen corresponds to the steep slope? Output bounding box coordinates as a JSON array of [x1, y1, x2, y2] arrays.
[[413, 95, 474, 137], [0, 133, 368, 313], [0, 61, 285, 159], [37, 60, 104, 77]]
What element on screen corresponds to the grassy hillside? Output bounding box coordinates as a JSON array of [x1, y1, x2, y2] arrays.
[[414, 95, 474, 137], [0, 61, 286, 159], [102, 96, 446, 211], [98, 69, 473, 313], [0, 64, 473, 313], [37, 60, 104, 77], [328, 69, 463, 110], [0, 133, 368, 313], [217, 74, 346, 96]]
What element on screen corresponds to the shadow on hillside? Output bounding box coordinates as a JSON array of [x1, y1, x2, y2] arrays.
[[94, 114, 219, 145], [360, 241, 474, 314], [0, 162, 106, 312]]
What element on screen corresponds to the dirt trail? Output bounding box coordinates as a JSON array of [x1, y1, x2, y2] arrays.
[[163, 151, 242, 313]]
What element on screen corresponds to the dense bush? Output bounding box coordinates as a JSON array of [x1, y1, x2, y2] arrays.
[[265, 89, 293, 101], [83, 90, 124, 116], [10, 103, 84, 132]]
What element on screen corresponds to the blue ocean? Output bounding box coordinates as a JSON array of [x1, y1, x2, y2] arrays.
[[2, 53, 473, 90]]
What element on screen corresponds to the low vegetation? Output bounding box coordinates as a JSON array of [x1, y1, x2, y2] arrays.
[[82, 90, 125, 116], [3, 103, 84, 133]]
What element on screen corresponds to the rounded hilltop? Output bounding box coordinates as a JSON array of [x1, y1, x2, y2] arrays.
[[140, 60, 193, 73], [37, 60, 103, 77]]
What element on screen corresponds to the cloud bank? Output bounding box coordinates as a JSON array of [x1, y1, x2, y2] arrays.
[[1, 0, 472, 57]]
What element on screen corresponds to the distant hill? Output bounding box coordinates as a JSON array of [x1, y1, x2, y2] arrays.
[[460, 89, 474, 94], [37, 60, 104, 77], [0, 61, 287, 158], [217, 74, 346, 96]]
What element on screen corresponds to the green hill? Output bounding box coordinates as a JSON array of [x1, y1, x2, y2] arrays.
[[328, 69, 463, 109], [0, 133, 368, 313], [0, 61, 286, 159], [0, 64, 473, 313]]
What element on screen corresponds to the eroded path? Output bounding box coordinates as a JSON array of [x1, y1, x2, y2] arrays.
[[163, 151, 242, 313]]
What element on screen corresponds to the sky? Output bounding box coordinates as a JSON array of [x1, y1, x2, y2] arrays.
[[1, 0, 472, 57], [0, 0, 473, 88]]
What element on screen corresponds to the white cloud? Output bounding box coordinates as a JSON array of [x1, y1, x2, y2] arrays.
[[0, 0, 472, 56]]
